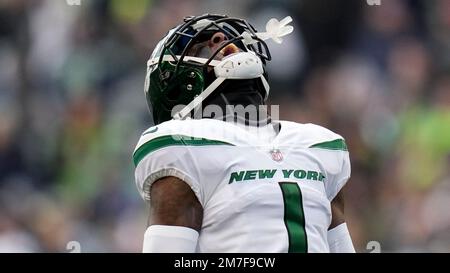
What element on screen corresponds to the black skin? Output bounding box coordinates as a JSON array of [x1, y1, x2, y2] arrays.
[[149, 176, 203, 231], [148, 176, 346, 232]]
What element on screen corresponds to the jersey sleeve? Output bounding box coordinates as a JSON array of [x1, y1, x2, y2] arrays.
[[133, 132, 204, 206], [303, 123, 351, 201], [318, 138, 351, 201], [328, 147, 351, 201]]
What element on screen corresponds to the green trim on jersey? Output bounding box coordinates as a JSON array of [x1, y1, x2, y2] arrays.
[[279, 182, 308, 253], [309, 139, 347, 151], [133, 135, 233, 166]]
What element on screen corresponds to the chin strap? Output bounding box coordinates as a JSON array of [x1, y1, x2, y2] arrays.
[[173, 77, 226, 120], [173, 50, 267, 120]]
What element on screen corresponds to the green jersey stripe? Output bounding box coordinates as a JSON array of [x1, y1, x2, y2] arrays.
[[309, 139, 347, 151], [133, 135, 233, 167], [279, 182, 308, 253]]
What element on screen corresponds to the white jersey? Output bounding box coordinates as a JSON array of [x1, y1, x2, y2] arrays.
[[133, 118, 351, 253]]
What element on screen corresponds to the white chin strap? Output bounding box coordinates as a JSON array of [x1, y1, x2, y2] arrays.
[[173, 76, 226, 120], [168, 51, 268, 120]]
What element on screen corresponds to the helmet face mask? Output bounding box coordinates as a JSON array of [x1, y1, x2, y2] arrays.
[[145, 14, 272, 125]]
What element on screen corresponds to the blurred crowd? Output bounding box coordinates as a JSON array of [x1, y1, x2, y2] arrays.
[[0, 0, 449, 252]]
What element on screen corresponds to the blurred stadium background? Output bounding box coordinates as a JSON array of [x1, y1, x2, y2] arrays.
[[0, 0, 449, 252]]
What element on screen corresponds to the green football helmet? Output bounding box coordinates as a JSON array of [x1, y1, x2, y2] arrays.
[[144, 14, 293, 125]]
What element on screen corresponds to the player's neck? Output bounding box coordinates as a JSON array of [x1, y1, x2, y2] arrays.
[[202, 79, 270, 127]]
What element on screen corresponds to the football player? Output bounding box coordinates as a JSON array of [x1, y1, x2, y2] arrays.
[[133, 14, 355, 253]]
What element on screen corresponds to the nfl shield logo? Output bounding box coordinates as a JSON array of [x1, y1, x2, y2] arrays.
[[270, 149, 283, 162]]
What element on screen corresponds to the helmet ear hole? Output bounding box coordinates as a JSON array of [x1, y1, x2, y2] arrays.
[[167, 86, 182, 101]]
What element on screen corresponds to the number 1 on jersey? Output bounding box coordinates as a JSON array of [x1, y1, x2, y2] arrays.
[[279, 182, 308, 253]]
